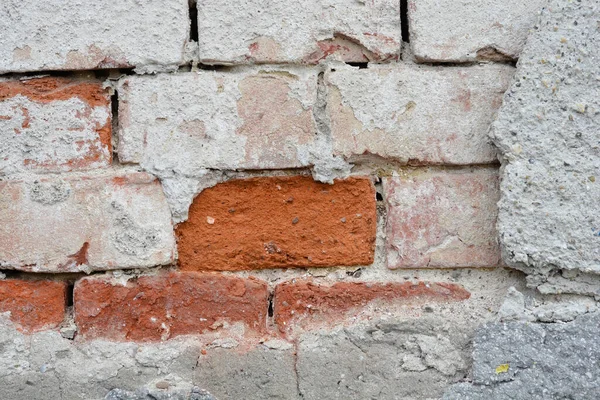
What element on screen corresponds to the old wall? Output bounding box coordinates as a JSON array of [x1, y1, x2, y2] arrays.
[[0, 1, 598, 399]]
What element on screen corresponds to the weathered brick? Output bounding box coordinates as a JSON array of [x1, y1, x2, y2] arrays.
[[117, 69, 317, 171], [74, 272, 269, 341], [0, 0, 189, 73], [177, 176, 376, 271], [408, 0, 545, 62], [326, 64, 513, 165], [0, 171, 176, 273], [384, 169, 501, 269], [197, 0, 400, 64], [0, 279, 67, 332], [0, 77, 111, 175], [274, 279, 471, 334]]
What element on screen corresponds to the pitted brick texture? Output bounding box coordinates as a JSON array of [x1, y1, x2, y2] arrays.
[[0, 0, 189, 73], [384, 169, 501, 269], [177, 176, 377, 271], [197, 0, 401, 64], [74, 272, 269, 341], [0, 77, 112, 175], [117, 69, 317, 171], [0, 171, 176, 273], [326, 64, 514, 165], [408, 0, 545, 62], [0, 279, 67, 332]]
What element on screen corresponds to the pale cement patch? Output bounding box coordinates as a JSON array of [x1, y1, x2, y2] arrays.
[[490, 0, 600, 294], [408, 0, 546, 62], [0, 0, 189, 74], [197, 0, 400, 64]]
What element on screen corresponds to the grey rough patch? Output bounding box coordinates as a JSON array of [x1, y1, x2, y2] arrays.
[[443, 312, 600, 399], [105, 376, 216, 400], [194, 346, 299, 400], [490, 0, 600, 294], [0, 0, 189, 73], [0, 316, 201, 399], [110, 201, 162, 258], [28, 180, 71, 205], [297, 318, 471, 400]]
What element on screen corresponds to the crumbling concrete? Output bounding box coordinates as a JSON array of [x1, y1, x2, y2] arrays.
[[443, 312, 600, 399], [490, 0, 600, 294]]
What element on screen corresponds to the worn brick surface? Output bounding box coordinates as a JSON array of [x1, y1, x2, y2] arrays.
[[117, 68, 317, 171], [197, 0, 400, 64], [0, 171, 176, 273], [274, 279, 471, 334], [326, 64, 513, 165], [74, 272, 269, 341], [408, 0, 545, 62], [384, 169, 501, 269], [0, 77, 112, 175], [177, 176, 377, 271], [0, 0, 189, 73], [0, 279, 66, 332]]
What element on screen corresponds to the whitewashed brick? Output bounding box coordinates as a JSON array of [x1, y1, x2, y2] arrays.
[[0, 0, 189, 74], [326, 64, 514, 165], [0, 171, 176, 273], [197, 0, 400, 64], [408, 0, 545, 62], [117, 68, 318, 172]]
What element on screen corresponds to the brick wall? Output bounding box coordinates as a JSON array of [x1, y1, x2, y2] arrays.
[[0, 1, 546, 398]]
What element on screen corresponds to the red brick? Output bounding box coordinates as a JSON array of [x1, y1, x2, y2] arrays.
[[0, 77, 111, 175], [274, 279, 470, 334], [0, 279, 67, 332], [384, 169, 501, 268], [74, 272, 269, 341], [176, 176, 377, 271]]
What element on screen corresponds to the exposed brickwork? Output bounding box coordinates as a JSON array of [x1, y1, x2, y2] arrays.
[[0, 279, 67, 332], [0, 77, 112, 175], [0, 171, 176, 273], [384, 169, 501, 269], [74, 272, 269, 341], [274, 279, 471, 334], [176, 176, 377, 271]]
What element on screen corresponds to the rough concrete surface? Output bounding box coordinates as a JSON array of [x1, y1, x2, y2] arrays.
[[326, 63, 514, 165], [0, 0, 189, 74], [444, 312, 600, 399], [0, 169, 176, 272], [408, 0, 546, 62], [490, 0, 600, 294], [197, 0, 400, 64]]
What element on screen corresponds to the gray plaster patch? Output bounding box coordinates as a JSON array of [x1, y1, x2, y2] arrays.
[[297, 318, 472, 399], [29, 180, 71, 205], [490, 0, 600, 294], [443, 312, 600, 399]]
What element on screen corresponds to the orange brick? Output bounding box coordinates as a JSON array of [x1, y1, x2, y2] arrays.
[[0, 77, 111, 174], [0, 279, 67, 332], [176, 176, 377, 271], [274, 279, 471, 334], [74, 272, 269, 341]]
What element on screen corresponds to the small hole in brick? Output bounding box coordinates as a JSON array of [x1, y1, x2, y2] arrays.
[[189, 0, 199, 42], [376, 192, 383, 201], [66, 282, 74, 307], [400, 0, 410, 43], [268, 292, 274, 318], [347, 62, 368, 69]]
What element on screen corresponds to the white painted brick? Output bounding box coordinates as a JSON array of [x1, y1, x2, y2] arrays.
[[408, 0, 545, 62], [0, 0, 189, 74], [197, 0, 400, 64], [117, 68, 318, 172], [0, 77, 111, 176], [0, 170, 176, 273], [326, 64, 514, 165]]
